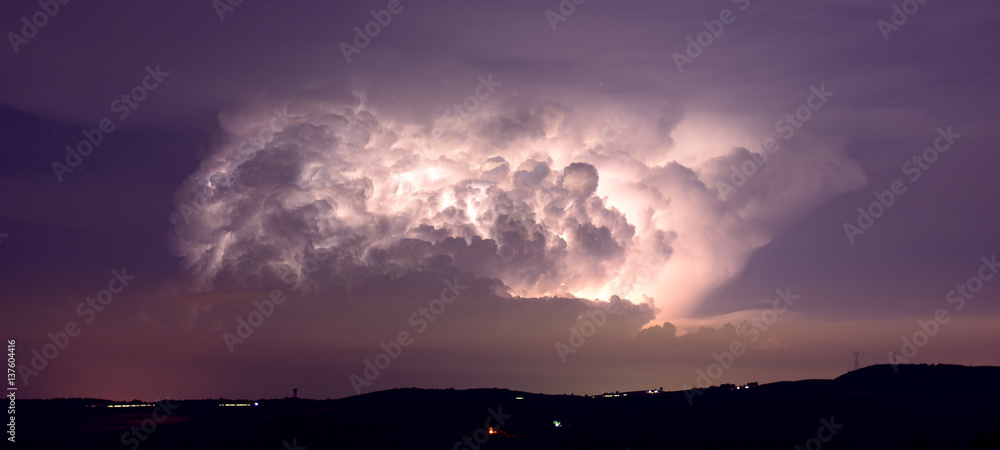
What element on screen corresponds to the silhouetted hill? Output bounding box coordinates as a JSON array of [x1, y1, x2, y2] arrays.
[[15, 365, 1000, 449], [835, 363, 1000, 390]]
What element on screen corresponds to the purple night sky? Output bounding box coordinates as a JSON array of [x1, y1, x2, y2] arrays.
[[1, 0, 998, 401]]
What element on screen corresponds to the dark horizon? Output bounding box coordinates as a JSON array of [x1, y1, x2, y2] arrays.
[[14, 362, 995, 403], [16, 364, 1000, 449]]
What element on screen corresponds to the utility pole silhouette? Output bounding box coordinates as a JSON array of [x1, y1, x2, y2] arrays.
[[293, 388, 298, 399]]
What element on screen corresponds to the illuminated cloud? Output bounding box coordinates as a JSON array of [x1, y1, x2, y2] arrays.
[[169, 93, 864, 321]]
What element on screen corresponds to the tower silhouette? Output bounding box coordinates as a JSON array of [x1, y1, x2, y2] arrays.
[[293, 388, 298, 399], [854, 351, 860, 371]]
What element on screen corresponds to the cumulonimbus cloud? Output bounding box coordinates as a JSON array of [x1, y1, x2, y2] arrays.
[[169, 93, 865, 321]]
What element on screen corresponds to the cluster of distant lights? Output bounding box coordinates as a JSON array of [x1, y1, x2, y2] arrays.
[[598, 389, 659, 398], [592, 384, 756, 399], [102, 402, 261, 408], [105, 387, 759, 410], [104, 387, 762, 438]]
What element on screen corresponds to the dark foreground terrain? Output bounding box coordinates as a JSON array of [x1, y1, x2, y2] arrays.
[[15, 364, 1000, 449]]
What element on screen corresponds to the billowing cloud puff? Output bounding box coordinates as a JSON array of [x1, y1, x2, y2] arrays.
[[560, 162, 599, 198]]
